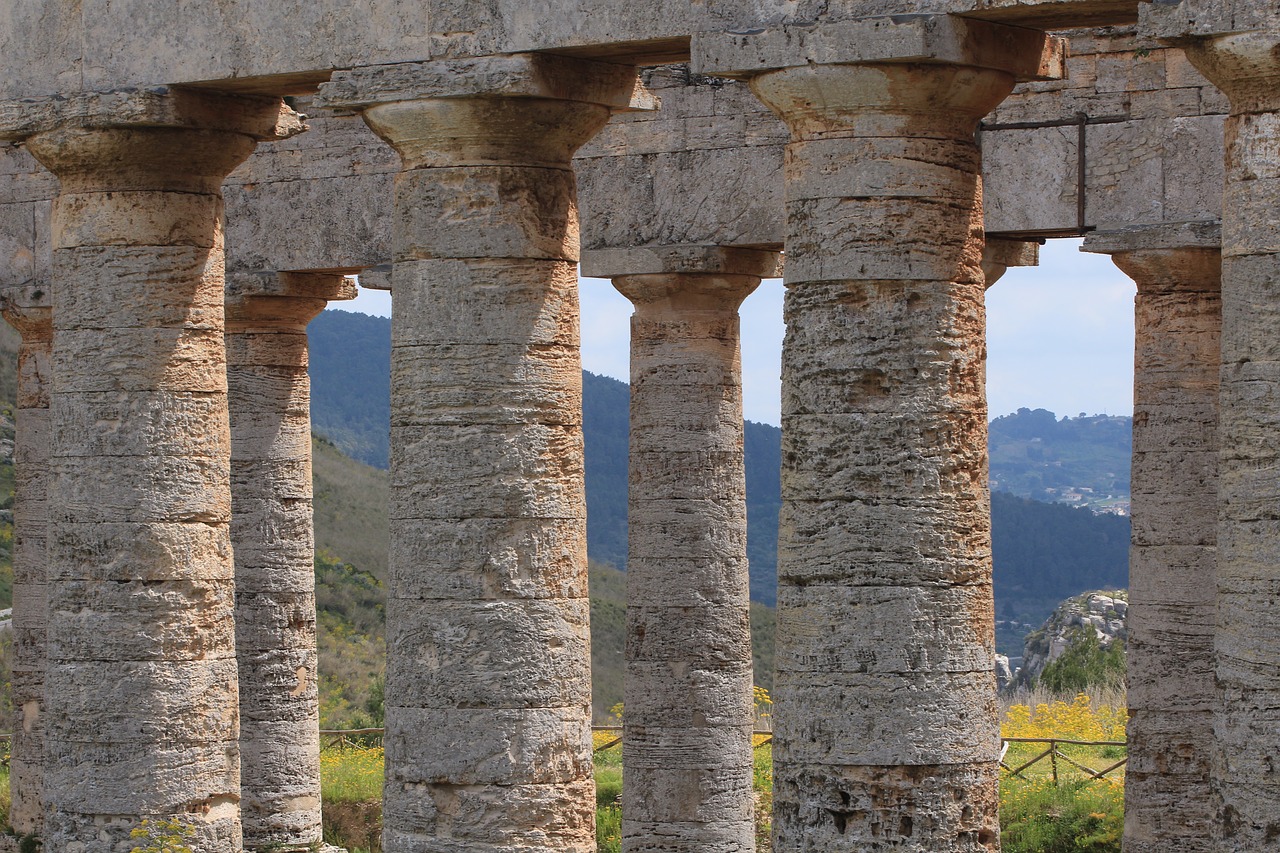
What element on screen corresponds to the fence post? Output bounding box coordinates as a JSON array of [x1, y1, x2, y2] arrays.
[[1050, 739, 1059, 785]]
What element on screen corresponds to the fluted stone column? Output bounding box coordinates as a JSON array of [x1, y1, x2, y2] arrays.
[[226, 272, 356, 851], [1085, 222, 1221, 852], [0, 90, 302, 852], [317, 56, 643, 852], [696, 17, 1063, 852], [0, 287, 51, 839], [595, 246, 776, 853], [1180, 33, 1280, 849]]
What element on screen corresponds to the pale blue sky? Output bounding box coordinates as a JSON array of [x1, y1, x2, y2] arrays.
[[339, 238, 1137, 427]]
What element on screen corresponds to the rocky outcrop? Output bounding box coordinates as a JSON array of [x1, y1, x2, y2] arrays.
[[1016, 590, 1129, 688]]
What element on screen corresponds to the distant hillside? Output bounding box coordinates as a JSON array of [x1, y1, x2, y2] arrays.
[[305, 310, 1132, 656], [303, 310, 786, 603], [989, 408, 1131, 511], [307, 310, 391, 469], [992, 491, 1129, 656], [583, 371, 783, 605]]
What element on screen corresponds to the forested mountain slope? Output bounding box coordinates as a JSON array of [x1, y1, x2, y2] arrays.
[[306, 309, 1131, 632]]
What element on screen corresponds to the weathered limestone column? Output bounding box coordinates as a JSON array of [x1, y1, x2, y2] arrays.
[[1179, 32, 1280, 849], [226, 272, 356, 851], [590, 246, 777, 853], [0, 285, 51, 839], [0, 90, 302, 852], [1085, 222, 1221, 853], [695, 18, 1063, 852], [316, 57, 644, 852]]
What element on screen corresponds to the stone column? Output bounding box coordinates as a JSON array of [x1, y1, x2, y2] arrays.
[[0, 286, 51, 839], [316, 56, 643, 852], [0, 90, 302, 852], [590, 246, 776, 853], [1085, 222, 1221, 853], [695, 17, 1063, 852], [225, 272, 356, 851], [1180, 33, 1280, 849]]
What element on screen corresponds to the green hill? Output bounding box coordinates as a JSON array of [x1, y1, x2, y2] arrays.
[[307, 310, 391, 469], [989, 407, 1131, 510], [991, 491, 1129, 656], [583, 370, 783, 605], [305, 309, 1133, 660], [309, 433, 774, 723]]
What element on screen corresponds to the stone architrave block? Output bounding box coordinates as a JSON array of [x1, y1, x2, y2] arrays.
[[0, 202, 38, 289], [578, 147, 785, 252], [692, 15, 1065, 80], [225, 173, 395, 275], [981, 125, 1077, 234], [1086, 119, 1167, 229]]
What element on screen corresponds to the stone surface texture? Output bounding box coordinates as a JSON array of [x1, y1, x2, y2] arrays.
[[0, 3, 1276, 852], [0, 287, 51, 838], [0, 28, 1231, 282], [1180, 32, 1280, 851], [317, 55, 638, 853], [6, 89, 300, 853], [226, 272, 356, 851], [1086, 222, 1221, 853], [980, 237, 1040, 287], [612, 250, 773, 853], [0, 0, 1148, 100], [720, 17, 1058, 851]]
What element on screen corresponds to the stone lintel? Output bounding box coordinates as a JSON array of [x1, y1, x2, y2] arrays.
[[0, 281, 51, 313], [226, 270, 358, 303], [1082, 220, 1222, 255], [1140, 0, 1280, 42], [315, 54, 656, 113], [982, 237, 1040, 288], [582, 244, 782, 279], [0, 88, 304, 143], [359, 264, 393, 291], [691, 15, 1065, 82], [984, 237, 1040, 270]]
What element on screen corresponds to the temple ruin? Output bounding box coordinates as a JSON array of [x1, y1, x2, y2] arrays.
[[0, 0, 1276, 850]]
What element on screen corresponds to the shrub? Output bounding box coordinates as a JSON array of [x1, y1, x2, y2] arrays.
[[1039, 628, 1126, 694]]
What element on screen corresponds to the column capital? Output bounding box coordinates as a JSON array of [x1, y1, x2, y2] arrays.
[[692, 15, 1064, 82], [226, 270, 358, 304], [583, 244, 781, 279], [316, 53, 654, 113], [1141, 0, 1280, 48], [1184, 31, 1280, 113], [0, 87, 303, 144], [982, 237, 1039, 290], [613, 270, 762, 313], [226, 272, 354, 330], [1084, 220, 1222, 255], [1084, 221, 1222, 291], [0, 281, 51, 334], [7, 92, 302, 197], [315, 57, 652, 171]]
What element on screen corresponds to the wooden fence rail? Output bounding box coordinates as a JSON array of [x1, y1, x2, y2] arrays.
[[999, 736, 1127, 784], [0, 730, 1126, 785], [318, 728, 1124, 787]]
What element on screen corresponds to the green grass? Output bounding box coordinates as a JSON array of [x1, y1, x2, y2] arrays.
[[1000, 777, 1123, 853], [320, 746, 384, 804]]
